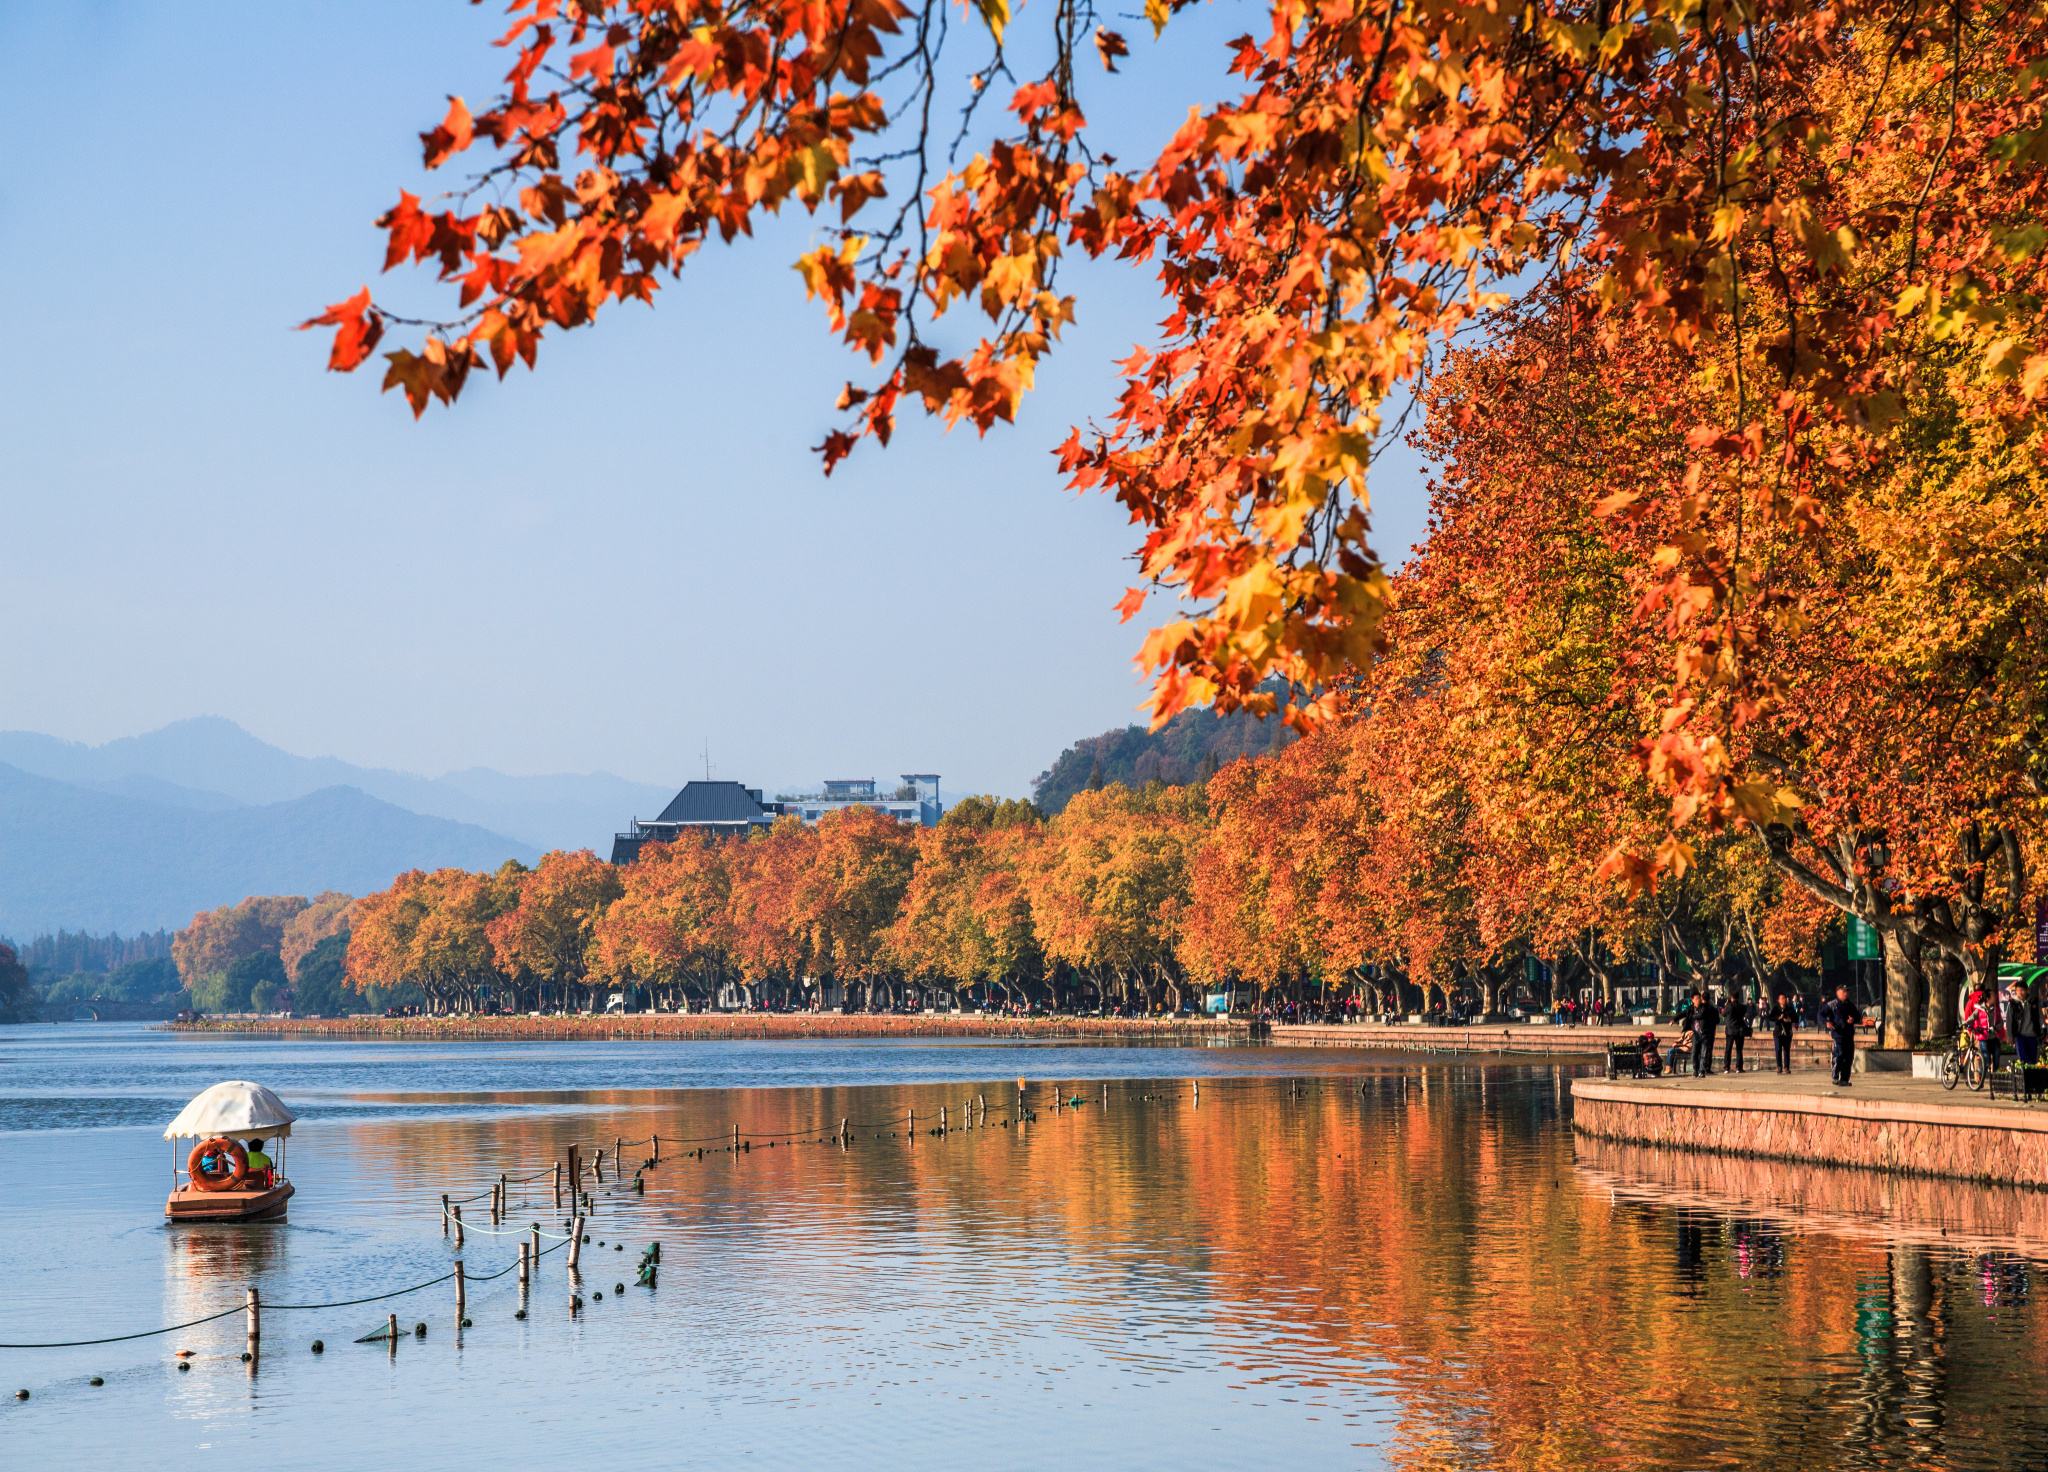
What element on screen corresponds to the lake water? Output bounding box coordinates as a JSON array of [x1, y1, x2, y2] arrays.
[[4, 1023, 2048, 1469]]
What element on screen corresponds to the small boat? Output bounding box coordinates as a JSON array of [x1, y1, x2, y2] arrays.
[[164, 1080, 298, 1223]]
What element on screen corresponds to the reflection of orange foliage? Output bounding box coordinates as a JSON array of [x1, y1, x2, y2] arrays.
[[195, 1067, 2048, 1468]]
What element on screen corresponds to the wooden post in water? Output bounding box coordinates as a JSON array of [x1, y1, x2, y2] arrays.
[[245, 1287, 260, 1362], [940, 1105, 948, 1134], [441, 1193, 450, 1234], [732, 1124, 740, 1152], [652, 1133, 661, 1164], [977, 1092, 986, 1122], [613, 1136, 622, 1170], [906, 1107, 915, 1137], [594, 1147, 606, 1181], [568, 1216, 584, 1271], [452, 1204, 464, 1248], [567, 1143, 582, 1197], [553, 1161, 562, 1211], [499, 1171, 509, 1216], [530, 1222, 541, 1274], [386, 1313, 398, 1356], [454, 1258, 466, 1323], [839, 1117, 849, 1147], [518, 1241, 530, 1294]]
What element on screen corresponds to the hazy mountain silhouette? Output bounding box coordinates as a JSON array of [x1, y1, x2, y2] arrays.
[[0, 717, 670, 851], [0, 762, 540, 934]]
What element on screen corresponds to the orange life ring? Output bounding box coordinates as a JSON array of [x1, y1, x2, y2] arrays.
[[188, 1137, 248, 1192]]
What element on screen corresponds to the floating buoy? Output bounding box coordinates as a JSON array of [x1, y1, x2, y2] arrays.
[[413, 1322, 427, 1339], [460, 1318, 473, 1329], [310, 1342, 324, 1354], [89, 1376, 104, 1386], [240, 1352, 252, 1363], [14, 1389, 27, 1400], [593, 1291, 603, 1301], [177, 1363, 190, 1372], [514, 1309, 527, 1320], [614, 1282, 625, 1294]]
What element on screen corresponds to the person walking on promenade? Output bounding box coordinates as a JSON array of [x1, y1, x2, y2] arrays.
[[1820, 983, 1864, 1086], [1723, 989, 1753, 1074], [1691, 989, 1720, 1078], [1768, 991, 1799, 1074], [1964, 980, 2005, 1081], [2004, 976, 2041, 1066]]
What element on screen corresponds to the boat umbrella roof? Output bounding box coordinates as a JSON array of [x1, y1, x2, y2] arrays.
[[164, 1081, 296, 1141]]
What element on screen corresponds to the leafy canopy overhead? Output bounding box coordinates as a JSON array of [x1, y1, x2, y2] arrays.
[[311, 0, 2048, 860]]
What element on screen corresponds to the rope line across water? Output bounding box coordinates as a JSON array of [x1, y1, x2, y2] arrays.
[[0, 1304, 246, 1351]]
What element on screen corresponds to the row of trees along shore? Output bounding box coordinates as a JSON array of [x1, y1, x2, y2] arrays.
[[281, 2, 2048, 1050], [193, 243, 2048, 1037]]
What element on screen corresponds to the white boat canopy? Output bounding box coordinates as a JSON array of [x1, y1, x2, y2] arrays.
[[164, 1081, 297, 1141]]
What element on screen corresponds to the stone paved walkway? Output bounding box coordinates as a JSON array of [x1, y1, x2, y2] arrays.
[[1614, 1063, 2048, 1113]]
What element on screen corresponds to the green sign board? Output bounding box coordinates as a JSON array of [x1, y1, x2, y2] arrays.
[[1846, 917, 1881, 962]]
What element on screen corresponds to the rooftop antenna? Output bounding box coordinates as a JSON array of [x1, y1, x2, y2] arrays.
[[702, 740, 712, 781]]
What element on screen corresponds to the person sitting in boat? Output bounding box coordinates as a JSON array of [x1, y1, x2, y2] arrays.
[[243, 1138, 274, 1189]]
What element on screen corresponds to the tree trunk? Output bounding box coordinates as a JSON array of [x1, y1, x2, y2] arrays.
[[1880, 928, 1924, 1050]]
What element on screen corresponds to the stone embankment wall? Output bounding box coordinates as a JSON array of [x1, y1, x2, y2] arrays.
[[1572, 1079, 2048, 1189]]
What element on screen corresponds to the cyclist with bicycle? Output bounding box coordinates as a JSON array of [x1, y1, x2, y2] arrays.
[[1964, 981, 2006, 1084]]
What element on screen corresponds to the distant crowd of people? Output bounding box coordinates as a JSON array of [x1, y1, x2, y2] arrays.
[[1634, 983, 1868, 1086]]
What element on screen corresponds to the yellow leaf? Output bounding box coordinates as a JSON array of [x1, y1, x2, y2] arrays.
[[1145, 0, 1171, 38], [977, 0, 1009, 43]]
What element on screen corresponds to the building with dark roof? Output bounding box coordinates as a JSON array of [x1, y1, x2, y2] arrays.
[[610, 774, 943, 863], [608, 781, 782, 863]]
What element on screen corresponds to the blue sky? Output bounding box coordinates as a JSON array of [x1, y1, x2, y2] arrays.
[[0, 1, 1433, 797]]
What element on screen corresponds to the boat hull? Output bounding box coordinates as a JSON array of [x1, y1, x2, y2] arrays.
[[166, 1180, 294, 1223]]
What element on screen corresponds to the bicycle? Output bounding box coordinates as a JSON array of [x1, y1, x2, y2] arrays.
[[1941, 1032, 1988, 1092]]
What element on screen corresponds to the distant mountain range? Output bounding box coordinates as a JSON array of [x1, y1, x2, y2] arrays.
[[0, 762, 542, 935], [0, 718, 671, 850], [0, 718, 675, 935]]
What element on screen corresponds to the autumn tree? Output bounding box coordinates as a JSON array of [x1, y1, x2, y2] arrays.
[[888, 796, 1043, 1007], [1409, 284, 2048, 1044], [489, 851, 622, 1010], [1032, 783, 1204, 1012], [281, 891, 355, 985], [174, 895, 310, 1013], [347, 866, 522, 1012], [589, 830, 735, 1008], [796, 806, 919, 1006], [724, 817, 821, 1005], [313, 0, 2048, 852]]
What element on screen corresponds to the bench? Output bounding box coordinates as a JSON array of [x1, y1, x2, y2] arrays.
[[1606, 1042, 1664, 1079], [1990, 1064, 2048, 1103]]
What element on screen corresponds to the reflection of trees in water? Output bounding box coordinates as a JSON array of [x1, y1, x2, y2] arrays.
[[273, 1064, 2048, 1469], [1575, 1135, 2048, 1469]]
